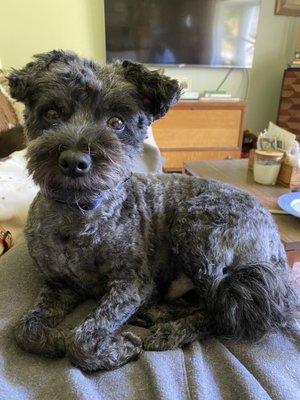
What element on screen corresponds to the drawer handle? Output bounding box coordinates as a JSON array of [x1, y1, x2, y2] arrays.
[[225, 155, 233, 160]]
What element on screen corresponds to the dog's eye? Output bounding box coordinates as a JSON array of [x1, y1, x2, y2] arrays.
[[44, 109, 60, 121], [107, 116, 124, 131]]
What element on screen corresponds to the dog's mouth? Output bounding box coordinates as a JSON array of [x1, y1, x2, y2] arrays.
[[26, 152, 131, 206], [32, 164, 125, 198], [25, 129, 136, 206]]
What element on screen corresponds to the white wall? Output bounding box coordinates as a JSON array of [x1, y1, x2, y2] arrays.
[[0, 0, 299, 133], [0, 0, 105, 69]]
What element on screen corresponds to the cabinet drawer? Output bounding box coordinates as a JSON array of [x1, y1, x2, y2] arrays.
[[161, 149, 241, 171], [153, 109, 242, 149]]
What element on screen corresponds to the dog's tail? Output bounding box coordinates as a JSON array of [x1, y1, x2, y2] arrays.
[[204, 262, 299, 341]]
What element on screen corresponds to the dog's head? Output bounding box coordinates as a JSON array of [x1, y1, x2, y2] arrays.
[[8, 50, 180, 204]]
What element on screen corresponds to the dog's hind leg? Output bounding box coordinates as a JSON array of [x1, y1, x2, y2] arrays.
[[15, 283, 83, 358], [171, 188, 299, 343], [143, 312, 210, 351], [140, 262, 299, 351], [130, 299, 202, 328]]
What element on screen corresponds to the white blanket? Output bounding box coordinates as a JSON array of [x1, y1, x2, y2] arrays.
[[0, 150, 38, 243]]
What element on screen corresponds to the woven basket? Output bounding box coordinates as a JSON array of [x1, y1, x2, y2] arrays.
[[0, 89, 19, 132]]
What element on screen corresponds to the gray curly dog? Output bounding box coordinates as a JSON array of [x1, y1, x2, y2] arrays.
[[9, 50, 298, 372]]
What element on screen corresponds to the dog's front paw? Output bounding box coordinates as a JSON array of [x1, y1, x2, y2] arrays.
[[14, 314, 66, 358], [67, 330, 142, 372]]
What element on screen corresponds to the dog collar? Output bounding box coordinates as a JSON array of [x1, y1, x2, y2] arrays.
[[77, 197, 104, 211], [52, 196, 104, 211]]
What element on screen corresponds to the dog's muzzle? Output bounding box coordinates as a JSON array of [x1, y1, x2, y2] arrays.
[[58, 150, 91, 178]]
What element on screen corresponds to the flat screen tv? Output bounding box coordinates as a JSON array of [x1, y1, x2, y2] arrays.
[[105, 0, 261, 68]]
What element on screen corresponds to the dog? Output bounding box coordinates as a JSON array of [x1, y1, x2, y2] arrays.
[[9, 50, 298, 372]]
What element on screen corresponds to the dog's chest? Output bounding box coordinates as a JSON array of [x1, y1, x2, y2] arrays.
[[26, 206, 132, 295]]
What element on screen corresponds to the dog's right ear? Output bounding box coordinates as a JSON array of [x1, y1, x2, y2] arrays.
[[121, 60, 181, 121], [8, 69, 31, 102]]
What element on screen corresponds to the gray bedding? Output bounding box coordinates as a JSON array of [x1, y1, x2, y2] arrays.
[[1, 138, 298, 399], [0, 241, 299, 400]]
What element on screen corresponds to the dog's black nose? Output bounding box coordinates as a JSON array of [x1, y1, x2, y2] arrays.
[[58, 150, 91, 177]]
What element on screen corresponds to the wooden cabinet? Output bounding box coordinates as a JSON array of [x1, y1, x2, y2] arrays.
[[277, 68, 300, 141], [152, 100, 245, 171]]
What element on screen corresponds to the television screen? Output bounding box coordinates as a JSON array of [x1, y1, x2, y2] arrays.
[[105, 0, 261, 68]]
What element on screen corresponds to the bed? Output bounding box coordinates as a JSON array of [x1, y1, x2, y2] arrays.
[[0, 241, 299, 400]]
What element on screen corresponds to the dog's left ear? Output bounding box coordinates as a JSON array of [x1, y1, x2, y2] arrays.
[[8, 50, 80, 103], [121, 61, 181, 120], [8, 69, 31, 102]]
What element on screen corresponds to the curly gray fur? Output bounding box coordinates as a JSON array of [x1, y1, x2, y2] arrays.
[[9, 50, 299, 372]]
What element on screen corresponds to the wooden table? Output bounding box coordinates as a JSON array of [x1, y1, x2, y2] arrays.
[[183, 159, 300, 266]]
